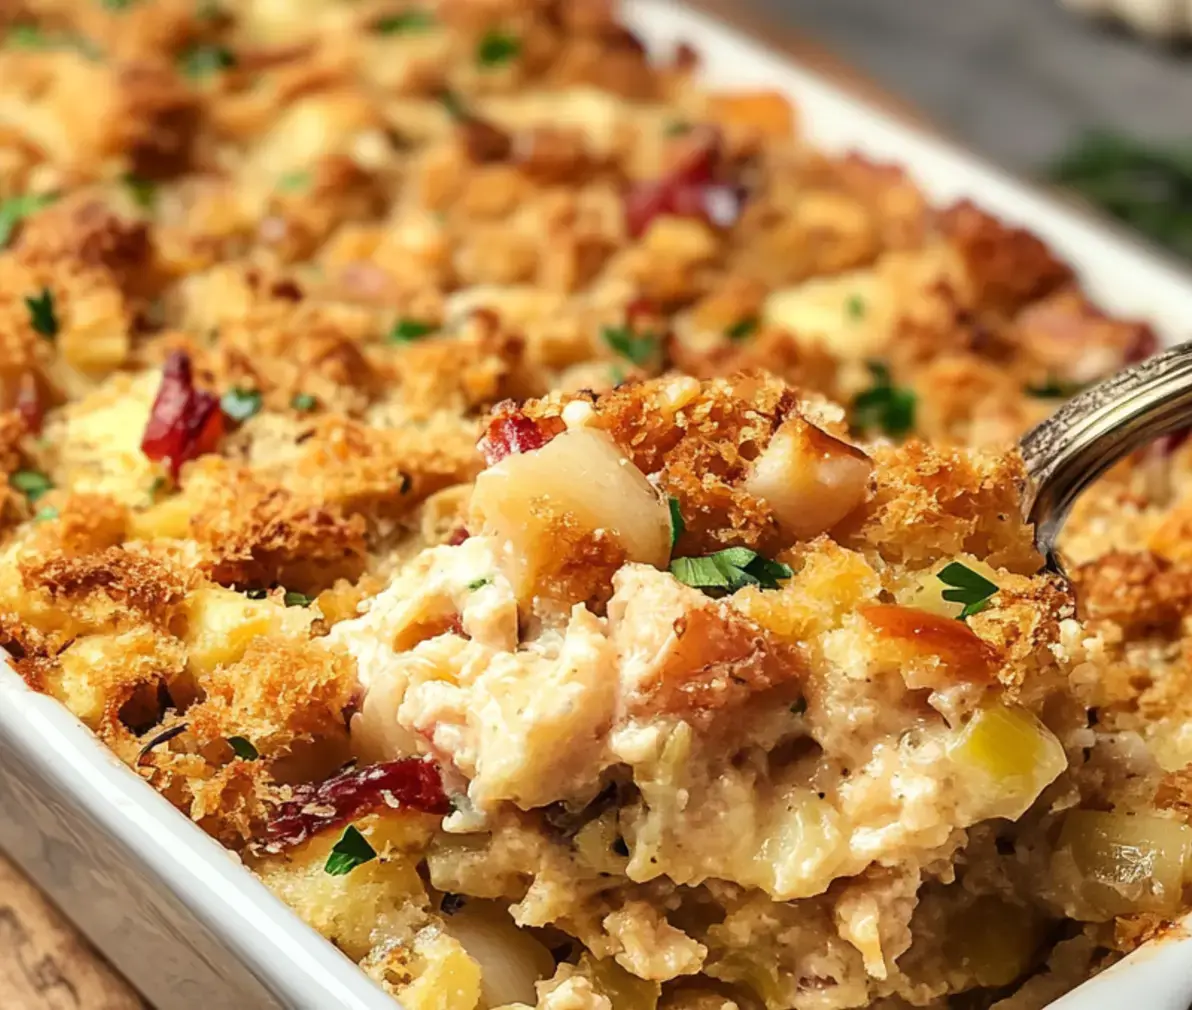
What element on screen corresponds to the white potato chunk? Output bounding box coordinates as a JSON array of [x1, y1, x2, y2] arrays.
[[745, 418, 872, 540], [470, 428, 672, 597]]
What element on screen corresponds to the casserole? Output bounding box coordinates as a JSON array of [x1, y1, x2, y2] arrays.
[[3, 2, 1192, 1009]]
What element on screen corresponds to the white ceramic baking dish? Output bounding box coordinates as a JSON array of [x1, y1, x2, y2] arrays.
[[4, 2, 1192, 1008]]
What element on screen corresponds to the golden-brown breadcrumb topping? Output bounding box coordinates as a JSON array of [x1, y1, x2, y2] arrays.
[[0, 4, 1189, 1010]]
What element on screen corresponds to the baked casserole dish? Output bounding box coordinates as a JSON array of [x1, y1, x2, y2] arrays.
[[1, 3, 1191, 1009]]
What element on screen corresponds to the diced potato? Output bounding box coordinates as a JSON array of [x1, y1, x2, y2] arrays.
[[128, 495, 193, 541], [744, 417, 872, 540], [400, 930, 483, 1010], [948, 706, 1067, 820], [1053, 810, 1192, 919], [763, 269, 884, 361], [470, 428, 671, 598], [756, 789, 846, 900], [440, 900, 555, 1008], [183, 586, 311, 675]]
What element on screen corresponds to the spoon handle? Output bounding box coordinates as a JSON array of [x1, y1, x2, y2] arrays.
[[1021, 340, 1192, 565]]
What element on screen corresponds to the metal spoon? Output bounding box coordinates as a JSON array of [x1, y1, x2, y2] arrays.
[[1021, 340, 1192, 569]]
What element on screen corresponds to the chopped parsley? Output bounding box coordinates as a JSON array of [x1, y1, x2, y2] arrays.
[[845, 294, 866, 321], [7, 25, 48, 49], [389, 318, 437, 343], [227, 736, 259, 761], [602, 325, 657, 367], [1026, 377, 1086, 399], [122, 172, 157, 210], [277, 170, 312, 193], [179, 43, 236, 79], [11, 469, 53, 503], [102, 0, 135, 9], [376, 9, 435, 34], [25, 288, 58, 339], [726, 316, 758, 342], [284, 590, 314, 608], [196, 1, 223, 21], [667, 497, 685, 551], [220, 388, 262, 423], [466, 577, 491, 591], [148, 475, 169, 501], [670, 547, 792, 596], [664, 120, 693, 137], [291, 392, 317, 412], [439, 89, 469, 121], [937, 562, 998, 620], [324, 825, 376, 876], [851, 361, 915, 438], [34, 505, 59, 523], [0, 193, 57, 248], [476, 30, 520, 67]]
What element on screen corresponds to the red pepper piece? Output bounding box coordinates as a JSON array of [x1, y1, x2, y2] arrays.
[[140, 351, 224, 478]]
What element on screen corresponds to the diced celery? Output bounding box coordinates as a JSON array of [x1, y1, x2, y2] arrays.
[[948, 705, 1067, 820], [1055, 810, 1192, 918]]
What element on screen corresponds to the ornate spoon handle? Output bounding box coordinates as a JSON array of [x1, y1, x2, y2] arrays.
[[1021, 340, 1192, 567]]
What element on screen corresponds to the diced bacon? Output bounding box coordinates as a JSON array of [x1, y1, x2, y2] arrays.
[[265, 757, 449, 850], [15, 373, 43, 434], [623, 127, 748, 238], [140, 350, 224, 478], [478, 403, 563, 466]]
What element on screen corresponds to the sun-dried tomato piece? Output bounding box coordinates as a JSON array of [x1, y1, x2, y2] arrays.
[[265, 757, 449, 850], [140, 350, 224, 478], [15, 373, 43, 434], [623, 127, 747, 237], [447, 526, 471, 546], [478, 403, 563, 466]]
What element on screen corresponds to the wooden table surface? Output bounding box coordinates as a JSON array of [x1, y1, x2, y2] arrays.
[[0, 7, 919, 1008]]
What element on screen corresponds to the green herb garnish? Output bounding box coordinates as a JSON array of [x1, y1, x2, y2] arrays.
[[376, 9, 435, 33], [668, 497, 685, 551], [227, 736, 259, 760], [0, 193, 57, 248], [439, 89, 469, 121], [670, 547, 792, 596], [277, 170, 312, 193], [220, 388, 261, 423], [148, 475, 169, 501], [179, 42, 235, 79], [102, 0, 135, 10], [851, 361, 915, 438], [389, 318, 436, 343], [466, 577, 491, 591], [602, 325, 657, 367], [845, 295, 866, 321], [476, 30, 520, 67], [664, 120, 693, 137], [324, 825, 376, 876], [25, 288, 58, 339], [11, 469, 53, 503], [291, 392, 316, 412], [34, 505, 59, 522], [726, 317, 758, 342], [7, 25, 48, 49], [284, 590, 313, 608], [122, 172, 156, 210], [937, 562, 998, 620]]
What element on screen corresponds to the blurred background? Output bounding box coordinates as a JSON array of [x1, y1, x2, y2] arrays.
[[758, 0, 1192, 260]]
